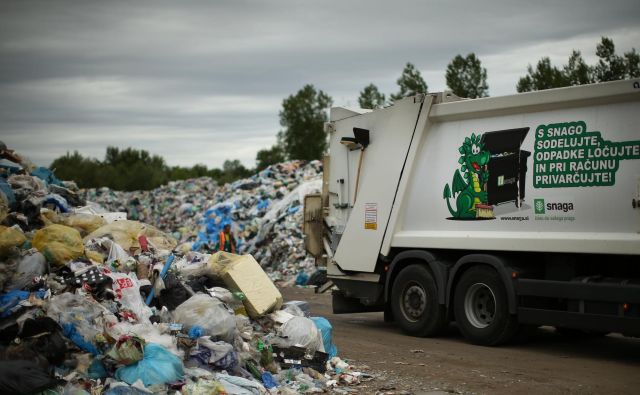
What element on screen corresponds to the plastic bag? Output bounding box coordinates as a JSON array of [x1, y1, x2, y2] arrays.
[[215, 372, 266, 395], [0, 225, 26, 257], [16, 317, 67, 365], [0, 177, 16, 208], [32, 224, 84, 266], [182, 379, 227, 395], [172, 294, 236, 343], [282, 301, 309, 317], [0, 360, 59, 394], [107, 272, 152, 323], [105, 322, 182, 358], [175, 252, 211, 278], [42, 193, 70, 213], [115, 343, 184, 386], [311, 317, 337, 358], [295, 271, 309, 286], [46, 292, 112, 352], [61, 213, 106, 236], [276, 316, 324, 353], [106, 335, 146, 365], [85, 220, 177, 252], [0, 290, 46, 317], [207, 286, 244, 311], [31, 166, 63, 186], [8, 174, 46, 200], [7, 249, 47, 291], [107, 240, 130, 264]]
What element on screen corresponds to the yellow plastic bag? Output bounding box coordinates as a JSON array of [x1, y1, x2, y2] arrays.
[[62, 214, 106, 236], [0, 194, 9, 223], [40, 209, 60, 226], [32, 224, 84, 266], [40, 210, 106, 237], [85, 250, 105, 264], [0, 225, 26, 257], [85, 220, 176, 252]]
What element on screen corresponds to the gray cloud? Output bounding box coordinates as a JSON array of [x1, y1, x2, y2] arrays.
[[1, 0, 639, 168]]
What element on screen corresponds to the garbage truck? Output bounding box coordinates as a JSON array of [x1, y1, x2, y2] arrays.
[[304, 78, 640, 345]]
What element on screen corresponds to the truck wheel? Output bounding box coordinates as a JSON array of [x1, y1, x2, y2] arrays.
[[391, 264, 446, 337], [454, 266, 518, 346]]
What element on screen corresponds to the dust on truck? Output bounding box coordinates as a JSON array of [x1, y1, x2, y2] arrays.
[[304, 79, 640, 346]]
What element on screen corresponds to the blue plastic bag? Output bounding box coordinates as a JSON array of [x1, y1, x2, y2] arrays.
[[115, 343, 184, 387], [0, 178, 16, 207], [0, 290, 46, 317], [262, 371, 278, 389], [295, 271, 309, 286], [311, 317, 337, 358], [31, 167, 63, 186], [188, 325, 204, 339], [62, 323, 99, 355], [43, 194, 69, 213]]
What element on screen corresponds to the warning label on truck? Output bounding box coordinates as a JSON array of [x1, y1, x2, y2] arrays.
[[364, 203, 377, 230], [533, 121, 640, 188]]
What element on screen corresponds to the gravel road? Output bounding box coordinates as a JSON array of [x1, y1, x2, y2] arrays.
[[281, 286, 640, 395]]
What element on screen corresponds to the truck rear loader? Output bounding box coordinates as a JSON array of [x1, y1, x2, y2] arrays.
[[304, 79, 640, 345]]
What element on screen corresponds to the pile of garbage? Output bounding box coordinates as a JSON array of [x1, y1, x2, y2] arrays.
[[0, 144, 372, 394], [84, 161, 324, 285]]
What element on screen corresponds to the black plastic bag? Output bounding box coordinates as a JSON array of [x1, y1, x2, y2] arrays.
[[0, 360, 58, 394]]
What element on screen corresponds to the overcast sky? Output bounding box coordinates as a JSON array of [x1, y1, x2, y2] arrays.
[[1, 0, 639, 169]]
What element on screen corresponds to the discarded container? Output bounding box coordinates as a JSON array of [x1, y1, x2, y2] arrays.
[[208, 252, 283, 317]]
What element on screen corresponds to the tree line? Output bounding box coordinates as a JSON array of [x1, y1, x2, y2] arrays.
[[51, 36, 638, 190], [51, 147, 252, 191]]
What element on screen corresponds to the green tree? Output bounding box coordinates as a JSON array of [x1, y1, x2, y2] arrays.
[[358, 83, 386, 109], [50, 151, 101, 188], [625, 48, 640, 78], [563, 50, 593, 86], [516, 57, 568, 92], [594, 37, 627, 82], [219, 159, 252, 183], [279, 84, 333, 161], [256, 145, 285, 171], [445, 53, 488, 98], [390, 62, 428, 102]]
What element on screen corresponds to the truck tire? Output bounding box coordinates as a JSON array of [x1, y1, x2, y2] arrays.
[[454, 265, 519, 346], [391, 264, 446, 337]]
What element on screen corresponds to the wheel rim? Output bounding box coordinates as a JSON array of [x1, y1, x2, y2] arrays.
[[400, 281, 427, 323], [464, 282, 496, 329]]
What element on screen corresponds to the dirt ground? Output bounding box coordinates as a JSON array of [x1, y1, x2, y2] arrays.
[[280, 286, 640, 395]]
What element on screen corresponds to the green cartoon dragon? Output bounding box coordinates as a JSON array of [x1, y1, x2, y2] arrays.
[[443, 133, 490, 219]]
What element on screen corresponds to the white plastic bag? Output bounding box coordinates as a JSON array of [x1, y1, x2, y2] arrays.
[[107, 272, 153, 323], [172, 294, 237, 343], [276, 316, 324, 353]]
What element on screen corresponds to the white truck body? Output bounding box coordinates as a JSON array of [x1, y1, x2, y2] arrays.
[[326, 80, 640, 275]]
